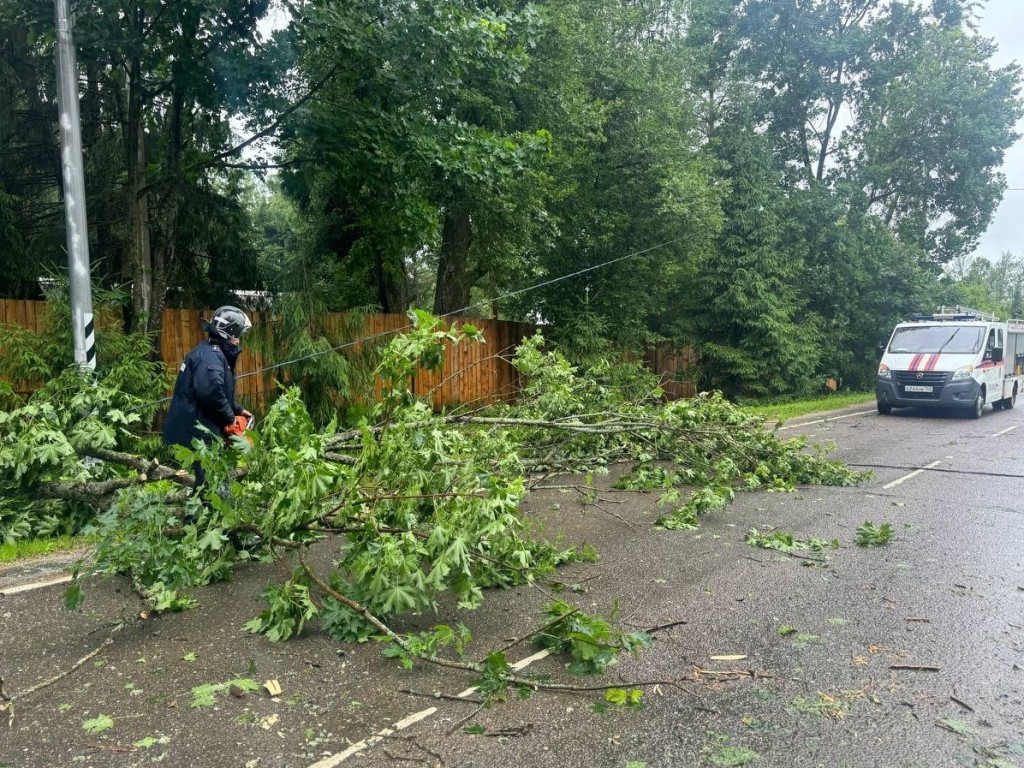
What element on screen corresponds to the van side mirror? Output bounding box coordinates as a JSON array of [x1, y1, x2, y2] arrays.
[[992, 347, 1004, 363], [875, 344, 886, 361]]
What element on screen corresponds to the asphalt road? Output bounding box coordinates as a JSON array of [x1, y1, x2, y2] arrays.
[[1, 401, 1023, 768]]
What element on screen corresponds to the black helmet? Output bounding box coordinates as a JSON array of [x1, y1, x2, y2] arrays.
[[205, 306, 252, 340]]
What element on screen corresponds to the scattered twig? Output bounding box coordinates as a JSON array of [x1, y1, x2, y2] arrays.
[[447, 701, 487, 735], [1, 622, 126, 726], [86, 742, 134, 753], [692, 667, 773, 679], [398, 689, 483, 705], [529, 484, 633, 494], [482, 724, 533, 737], [587, 501, 636, 531], [498, 608, 579, 654], [784, 551, 828, 563], [905, 617, 931, 623], [889, 664, 941, 672], [543, 573, 601, 591], [619, 593, 649, 625], [381, 735, 446, 768], [644, 620, 688, 634], [950, 695, 975, 712]]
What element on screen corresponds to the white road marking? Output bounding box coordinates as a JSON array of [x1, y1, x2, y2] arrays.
[[777, 409, 875, 431], [308, 707, 439, 768], [509, 648, 552, 670], [882, 460, 943, 489], [307, 648, 552, 767], [0, 574, 73, 596], [992, 425, 1018, 437]]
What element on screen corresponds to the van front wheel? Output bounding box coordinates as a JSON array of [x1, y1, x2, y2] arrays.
[[971, 390, 985, 419], [877, 400, 892, 415]]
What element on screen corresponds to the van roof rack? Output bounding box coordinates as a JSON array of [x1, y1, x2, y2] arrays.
[[910, 305, 999, 323]]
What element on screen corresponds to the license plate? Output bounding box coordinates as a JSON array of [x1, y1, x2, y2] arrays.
[[904, 385, 933, 393]]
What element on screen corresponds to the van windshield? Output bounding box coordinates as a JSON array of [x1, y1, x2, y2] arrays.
[[888, 325, 984, 355]]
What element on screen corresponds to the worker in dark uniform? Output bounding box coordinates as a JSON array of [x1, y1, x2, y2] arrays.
[[162, 305, 253, 491]]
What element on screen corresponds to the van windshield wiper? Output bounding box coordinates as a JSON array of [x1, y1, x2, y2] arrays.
[[933, 328, 962, 356]]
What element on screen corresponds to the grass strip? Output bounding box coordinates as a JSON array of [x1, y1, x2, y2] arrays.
[[746, 392, 873, 422], [0, 535, 84, 565]]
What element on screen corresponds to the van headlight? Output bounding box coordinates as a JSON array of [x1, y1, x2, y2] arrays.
[[877, 363, 891, 380], [951, 365, 975, 380]]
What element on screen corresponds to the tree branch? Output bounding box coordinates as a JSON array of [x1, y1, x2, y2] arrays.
[[137, 64, 343, 197]]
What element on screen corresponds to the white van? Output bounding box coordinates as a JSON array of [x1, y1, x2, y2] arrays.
[[875, 306, 1024, 418]]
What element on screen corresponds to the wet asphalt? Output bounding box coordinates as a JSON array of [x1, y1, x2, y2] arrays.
[[1, 401, 1022, 768]]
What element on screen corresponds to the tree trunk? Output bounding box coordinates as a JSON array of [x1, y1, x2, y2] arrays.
[[150, 86, 183, 358], [374, 249, 409, 313], [433, 207, 472, 316], [124, 13, 152, 334], [83, 62, 117, 286]]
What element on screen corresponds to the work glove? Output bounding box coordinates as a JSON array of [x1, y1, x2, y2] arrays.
[[224, 414, 249, 437]]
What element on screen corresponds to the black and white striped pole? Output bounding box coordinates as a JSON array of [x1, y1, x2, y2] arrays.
[[54, 0, 96, 371]]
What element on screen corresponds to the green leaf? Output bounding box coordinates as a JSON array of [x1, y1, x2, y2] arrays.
[[189, 678, 258, 708], [856, 522, 894, 547], [81, 714, 114, 734], [190, 684, 220, 708], [63, 583, 83, 611], [708, 746, 760, 767], [197, 529, 227, 552]]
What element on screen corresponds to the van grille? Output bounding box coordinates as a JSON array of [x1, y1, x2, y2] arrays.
[[894, 370, 949, 399]]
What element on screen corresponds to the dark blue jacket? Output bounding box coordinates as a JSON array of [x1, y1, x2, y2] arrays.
[[163, 336, 244, 448]]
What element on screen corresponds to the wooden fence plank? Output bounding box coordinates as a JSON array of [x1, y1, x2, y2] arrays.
[[0, 300, 695, 408]]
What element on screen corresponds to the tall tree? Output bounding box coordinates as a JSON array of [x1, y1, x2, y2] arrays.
[[739, 0, 1022, 263], [676, 0, 1023, 391], [681, 125, 821, 398], [512, 0, 722, 347], [1, 0, 287, 334], [280, 0, 552, 315], [0, 1, 65, 296]]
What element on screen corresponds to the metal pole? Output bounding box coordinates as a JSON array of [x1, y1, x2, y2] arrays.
[[54, 0, 96, 371]]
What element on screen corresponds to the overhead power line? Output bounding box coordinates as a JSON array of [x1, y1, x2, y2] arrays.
[[237, 236, 685, 382], [130, 237, 687, 412]]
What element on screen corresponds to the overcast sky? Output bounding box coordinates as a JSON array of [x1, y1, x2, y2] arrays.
[[975, 0, 1024, 260]]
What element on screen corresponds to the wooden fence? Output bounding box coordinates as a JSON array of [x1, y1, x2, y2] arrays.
[[160, 308, 540, 410], [0, 299, 45, 335], [0, 301, 540, 409], [0, 299, 696, 407], [645, 342, 698, 400]]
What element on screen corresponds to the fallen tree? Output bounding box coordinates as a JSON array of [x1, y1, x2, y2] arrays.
[[0, 312, 865, 693]]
